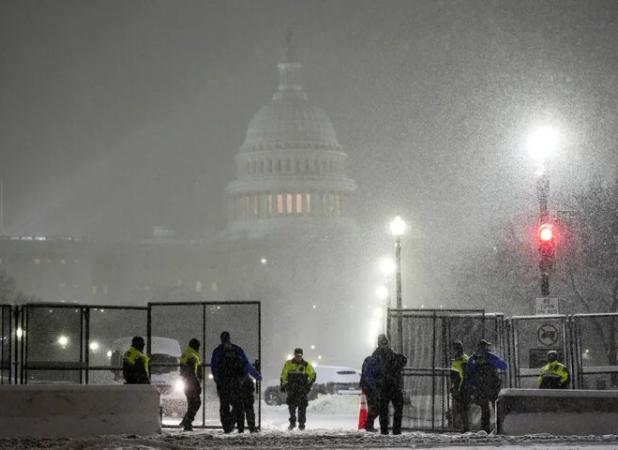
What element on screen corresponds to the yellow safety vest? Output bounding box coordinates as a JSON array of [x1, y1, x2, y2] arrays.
[[180, 347, 202, 375], [538, 360, 569, 387], [280, 359, 316, 385], [123, 346, 150, 377], [450, 354, 469, 391]]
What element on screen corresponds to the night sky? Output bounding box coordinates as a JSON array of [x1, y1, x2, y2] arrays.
[[1, 0, 617, 249]]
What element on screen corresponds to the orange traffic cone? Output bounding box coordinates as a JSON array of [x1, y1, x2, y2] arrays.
[[358, 390, 368, 430]]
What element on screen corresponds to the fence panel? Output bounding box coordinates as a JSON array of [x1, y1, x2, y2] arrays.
[[508, 315, 569, 389], [148, 301, 261, 429], [23, 304, 83, 384], [571, 313, 618, 390], [387, 309, 503, 431], [86, 306, 148, 385], [1, 305, 11, 384]]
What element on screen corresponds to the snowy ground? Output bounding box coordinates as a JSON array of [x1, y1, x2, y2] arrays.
[[1, 395, 617, 449]]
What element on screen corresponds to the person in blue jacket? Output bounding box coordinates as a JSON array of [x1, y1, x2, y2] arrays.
[[210, 331, 262, 433], [360, 354, 379, 432], [464, 339, 507, 433]]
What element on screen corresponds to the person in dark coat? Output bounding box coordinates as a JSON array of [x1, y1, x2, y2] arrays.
[[179, 338, 202, 431], [373, 334, 407, 435], [210, 331, 261, 433], [464, 339, 507, 433], [122, 336, 150, 384], [237, 360, 260, 433], [360, 354, 379, 432]]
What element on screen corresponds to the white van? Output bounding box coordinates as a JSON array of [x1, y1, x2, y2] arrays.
[[110, 337, 186, 416]]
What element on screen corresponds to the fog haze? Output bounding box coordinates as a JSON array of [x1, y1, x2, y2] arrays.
[[1, 0, 617, 259]]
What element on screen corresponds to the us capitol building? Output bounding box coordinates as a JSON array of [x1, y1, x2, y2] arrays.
[[0, 45, 366, 371]]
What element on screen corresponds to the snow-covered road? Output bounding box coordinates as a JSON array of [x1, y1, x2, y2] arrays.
[[1, 395, 617, 449]]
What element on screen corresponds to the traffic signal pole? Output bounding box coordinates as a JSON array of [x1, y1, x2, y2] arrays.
[[537, 164, 551, 297]]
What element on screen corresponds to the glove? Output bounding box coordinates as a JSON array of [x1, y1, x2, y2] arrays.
[[280, 383, 286, 393]]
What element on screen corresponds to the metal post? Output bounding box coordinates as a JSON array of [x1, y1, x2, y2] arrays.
[[537, 164, 551, 297], [395, 236, 403, 352]]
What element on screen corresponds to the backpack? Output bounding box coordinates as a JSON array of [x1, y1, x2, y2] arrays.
[[471, 356, 501, 401], [219, 346, 244, 380]]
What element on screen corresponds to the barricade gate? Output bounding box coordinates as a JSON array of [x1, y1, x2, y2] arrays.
[[387, 308, 506, 431], [507, 315, 570, 389], [20, 303, 148, 385], [571, 313, 618, 390], [148, 301, 261, 428]]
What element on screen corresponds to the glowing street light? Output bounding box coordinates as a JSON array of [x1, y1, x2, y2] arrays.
[[378, 257, 396, 277], [57, 335, 69, 348], [375, 285, 389, 302], [526, 126, 559, 163], [89, 341, 100, 352]]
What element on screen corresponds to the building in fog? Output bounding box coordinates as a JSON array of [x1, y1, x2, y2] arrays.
[[224, 46, 356, 239], [0, 43, 367, 373]]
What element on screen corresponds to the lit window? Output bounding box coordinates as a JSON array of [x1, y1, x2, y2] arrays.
[[277, 194, 284, 214], [306, 194, 311, 214], [287, 194, 293, 214], [34, 258, 41, 264], [296, 194, 302, 213]]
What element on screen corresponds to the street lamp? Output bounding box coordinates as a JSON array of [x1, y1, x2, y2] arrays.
[[527, 126, 559, 297], [389, 216, 407, 351]]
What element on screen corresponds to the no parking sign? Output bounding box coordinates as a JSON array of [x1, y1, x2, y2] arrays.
[[537, 323, 559, 346]]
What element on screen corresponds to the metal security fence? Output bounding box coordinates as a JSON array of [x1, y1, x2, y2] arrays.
[[148, 301, 261, 428], [571, 313, 618, 390], [19, 303, 148, 385], [507, 314, 570, 389], [387, 309, 505, 431], [1, 305, 12, 384]]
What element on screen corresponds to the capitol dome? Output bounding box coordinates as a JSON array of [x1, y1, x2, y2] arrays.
[[224, 52, 356, 239], [242, 93, 341, 151]]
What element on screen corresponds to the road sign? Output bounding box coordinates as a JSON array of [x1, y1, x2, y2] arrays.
[[535, 297, 559, 315], [537, 323, 559, 346]]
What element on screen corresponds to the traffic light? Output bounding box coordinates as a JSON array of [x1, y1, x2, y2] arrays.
[[537, 222, 556, 297], [538, 223, 555, 244], [537, 222, 556, 262]]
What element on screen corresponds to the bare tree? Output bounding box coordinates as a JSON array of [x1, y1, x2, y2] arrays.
[[557, 176, 618, 376]]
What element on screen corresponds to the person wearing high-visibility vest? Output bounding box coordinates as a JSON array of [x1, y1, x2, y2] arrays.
[[449, 340, 469, 432], [280, 348, 316, 431], [122, 336, 150, 384], [538, 350, 570, 389], [179, 338, 202, 431]]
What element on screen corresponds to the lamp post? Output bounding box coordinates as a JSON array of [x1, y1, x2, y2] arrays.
[[389, 216, 407, 351], [377, 257, 395, 332], [527, 126, 559, 297]]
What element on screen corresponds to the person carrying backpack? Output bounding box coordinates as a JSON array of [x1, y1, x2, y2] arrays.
[[464, 339, 507, 433], [210, 331, 261, 433]]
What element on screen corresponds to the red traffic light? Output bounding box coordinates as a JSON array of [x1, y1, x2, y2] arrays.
[[538, 223, 554, 242]]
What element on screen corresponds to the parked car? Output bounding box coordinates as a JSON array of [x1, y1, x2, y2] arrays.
[[263, 365, 360, 406], [110, 336, 186, 416]]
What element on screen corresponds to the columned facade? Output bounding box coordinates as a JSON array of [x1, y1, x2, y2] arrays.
[[224, 53, 356, 237]]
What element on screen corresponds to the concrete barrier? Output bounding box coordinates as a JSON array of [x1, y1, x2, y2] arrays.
[[0, 384, 161, 438], [496, 388, 618, 435]]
